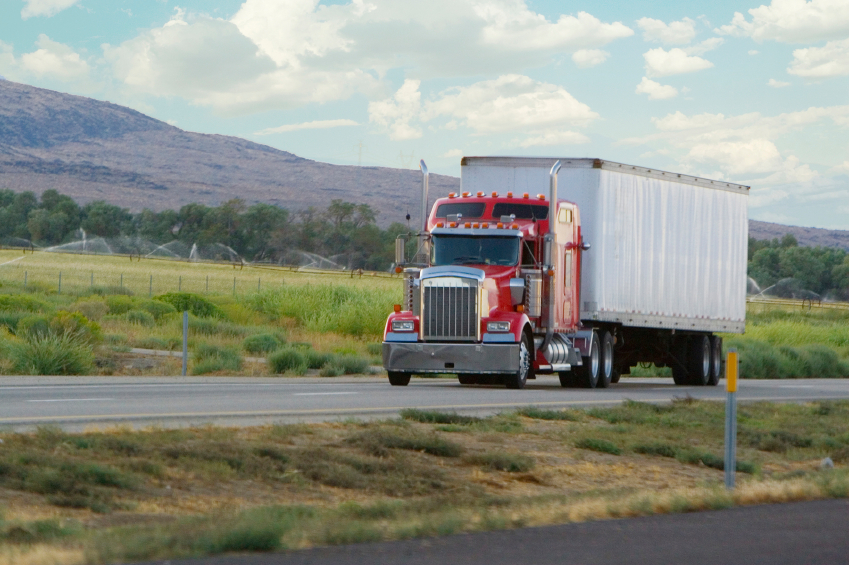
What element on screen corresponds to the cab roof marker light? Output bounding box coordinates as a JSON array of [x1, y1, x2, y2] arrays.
[[512, 224, 519, 230], [436, 222, 444, 228], [523, 193, 529, 199], [464, 222, 471, 228], [537, 194, 545, 200], [449, 222, 457, 228], [482, 223, 489, 229], [477, 191, 484, 197], [448, 193, 456, 198], [506, 192, 513, 198], [491, 192, 498, 197], [497, 222, 504, 229], [473, 223, 480, 228], [462, 192, 470, 197]]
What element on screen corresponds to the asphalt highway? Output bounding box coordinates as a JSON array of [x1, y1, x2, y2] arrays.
[[137, 499, 849, 565], [1, 375, 848, 431]]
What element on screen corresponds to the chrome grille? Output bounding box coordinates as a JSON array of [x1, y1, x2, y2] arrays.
[[422, 277, 478, 341]]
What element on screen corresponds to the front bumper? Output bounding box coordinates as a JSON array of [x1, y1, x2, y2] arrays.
[[383, 342, 520, 374]]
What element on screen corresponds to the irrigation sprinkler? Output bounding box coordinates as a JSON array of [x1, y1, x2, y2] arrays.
[[725, 349, 739, 490]]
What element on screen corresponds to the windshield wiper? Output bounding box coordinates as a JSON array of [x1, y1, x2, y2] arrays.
[[452, 256, 484, 264]]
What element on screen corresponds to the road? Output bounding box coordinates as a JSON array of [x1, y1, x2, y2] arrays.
[[1, 376, 848, 431], [138, 499, 849, 565]]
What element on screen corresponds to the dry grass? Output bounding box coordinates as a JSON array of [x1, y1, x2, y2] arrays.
[[0, 400, 847, 563]]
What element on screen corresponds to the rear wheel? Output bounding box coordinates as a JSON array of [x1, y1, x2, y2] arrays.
[[458, 374, 479, 385], [388, 372, 411, 386], [572, 332, 600, 389], [598, 332, 614, 388], [506, 333, 532, 389], [708, 336, 723, 386], [671, 336, 688, 385], [687, 335, 712, 386]]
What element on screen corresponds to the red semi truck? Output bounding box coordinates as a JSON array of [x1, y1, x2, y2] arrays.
[[382, 157, 749, 389]]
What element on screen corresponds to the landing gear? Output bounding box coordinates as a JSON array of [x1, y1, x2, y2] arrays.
[[388, 372, 411, 386]]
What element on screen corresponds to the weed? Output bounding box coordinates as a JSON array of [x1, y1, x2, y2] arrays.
[[516, 406, 580, 421], [242, 332, 284, 354], [400, 409, 481, 425], [4, 332, 94, 375], [71, 299, 108, 321], [634, 443, 678, 458], [106, 295, 135, 315], [0, 294, 51, 312], [319, 364, 343, 377], [467, 451, 535, 472], [575, 438, 622, 455], [125, 309, 155, 327], [347, 427, 463, 458], [156, 292, 222, 318], [138, 299, 176, 320], [192, 343, 243, 375], [268, 347, 308, 374]]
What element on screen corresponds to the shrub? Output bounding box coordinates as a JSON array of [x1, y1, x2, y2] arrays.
[[156, 293, 222, 318], [0, 294, 50, 313], [89, 285, 134, 297], [49, 311, 103, 345], [242, 333, 284, 355], [468, 451, 535, 472], [106, 295, 135, 315], [634, 443, 678, 458], [268, 347, 308, 375], [516, 406, 580, 421], [192, 343, 243, 375], [319, 364, 343, 377], [125, 309, 155, 327], [4, 333, 94, 375], [336, 355, 371, 375], [138, 299, 176, 321], [0, 311, 29, 332], [135, 337, 169, 350], [400, 410, 481, 425], [366, 343, 382, 357], [304, 350, 335, 369], [348, 427, 463, 458], [105, 334, 128, 345], [71, 300, 108, 321], [575, 438, 622, 455], [16, 314, 50, 338]]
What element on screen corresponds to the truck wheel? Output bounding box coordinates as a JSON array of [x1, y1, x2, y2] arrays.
[[687, 335, 711, 386], [458, 374, 479, 385], [388, 372, 411, 386], [506, 333, 532, 389], [573, 332, 600, 389], [598, 332, 614, 388], [610, 366, 622, 384], [708, 336, 722, 386], [671, 337, 688, 385]]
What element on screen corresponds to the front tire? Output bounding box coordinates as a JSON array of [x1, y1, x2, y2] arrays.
[[506, 333, 532, 389], [598, 331, 614, 388], [388, 372, 411, 386], [572, 332, 600, 389]]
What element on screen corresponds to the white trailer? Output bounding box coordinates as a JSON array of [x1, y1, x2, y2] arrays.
[[460, 157, 749, 384]]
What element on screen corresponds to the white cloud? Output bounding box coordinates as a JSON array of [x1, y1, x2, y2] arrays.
[[643, 47, 714, 77], [749, 49, 759, 55], [635, 77, 678, 100], [476, 5, 633, 51], [518, 131, 590, 147], [254, 119, 359, 135], [684, 37, 723, 56], [20, 34, 89, 81], [368, 78, 423, 140], [716, 0, 849, 43], [685, 139, 783, 175], [442, 149, 464, 158], [571, 49, 608, 68], [21, 0, 79, 19], [636, 17, 696, 44], [369, 74, 597, 147], [788, 38, 849, 77], [829, 160, 849, 173], [768, 78, 791, 87], [423, 74, 598, 134]]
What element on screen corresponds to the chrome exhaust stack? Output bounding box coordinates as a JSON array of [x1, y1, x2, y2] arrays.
[[541, 160, 561, 355]]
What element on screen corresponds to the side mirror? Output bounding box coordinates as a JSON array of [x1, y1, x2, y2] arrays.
[[395, 235, 407, 265]]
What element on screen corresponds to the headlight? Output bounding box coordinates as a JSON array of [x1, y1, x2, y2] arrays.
[[391, 320, 415, 332], [486, 321, 511, 333]]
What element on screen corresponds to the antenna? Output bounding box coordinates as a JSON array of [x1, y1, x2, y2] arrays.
[[354, 140, 366, 166]]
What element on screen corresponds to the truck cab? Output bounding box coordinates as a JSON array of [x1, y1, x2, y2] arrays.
[[382, 162, 599, 389]]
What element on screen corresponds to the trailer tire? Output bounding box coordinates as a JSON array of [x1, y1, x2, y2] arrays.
[[687, 335, 711, 386], [388, 372, 411, 386], [573, 332, 600, 389], [506, 333, 532, 390], [610, 367, 622, 384], [598, 332, 614, 388], [458, 374, 479, 385], [671, 337, 688, 386], [708, 336, 722, 386]]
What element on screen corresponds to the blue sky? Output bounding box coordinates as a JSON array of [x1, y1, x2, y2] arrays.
[[2, 0, 849, 229]]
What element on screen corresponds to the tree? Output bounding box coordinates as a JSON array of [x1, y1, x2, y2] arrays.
[[82, 201, 132, 237]]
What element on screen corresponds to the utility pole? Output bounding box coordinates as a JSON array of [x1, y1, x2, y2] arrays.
[[354, 140, 366, 166]]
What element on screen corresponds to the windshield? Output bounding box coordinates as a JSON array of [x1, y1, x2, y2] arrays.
[[431, 235, 520, 266]]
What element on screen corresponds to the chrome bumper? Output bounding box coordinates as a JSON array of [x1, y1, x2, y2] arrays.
[[382, 342, 520, 374]]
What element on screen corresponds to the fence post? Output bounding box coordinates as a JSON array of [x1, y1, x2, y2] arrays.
[[725, 348, 739, 490], [233, 277, 236, 296], [120, 273, 123, 288], [206, 275, 209, 293], [258, 278, 261, 292], [90, 271, 94, 288], [182, 311, 188, 377], [149, 275, 153, 298], [178, 276, 182, 292], [23, 271, 27, 289], [58, 272, 61, 294]]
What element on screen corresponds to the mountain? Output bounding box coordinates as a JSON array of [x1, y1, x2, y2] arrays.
[[2, 80, 849, 248], [0, 80, 458, 227]]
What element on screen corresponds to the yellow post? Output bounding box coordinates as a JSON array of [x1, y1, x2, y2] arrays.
[[726, 350, 738, 393]]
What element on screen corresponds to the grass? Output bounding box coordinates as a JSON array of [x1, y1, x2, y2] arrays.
[[0, 401, 847, 563]]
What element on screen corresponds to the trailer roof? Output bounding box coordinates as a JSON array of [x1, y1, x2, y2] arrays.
[[460, 156, 750, 195]]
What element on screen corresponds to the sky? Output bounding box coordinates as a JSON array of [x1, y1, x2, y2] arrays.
[[1, 0, 849, 229]]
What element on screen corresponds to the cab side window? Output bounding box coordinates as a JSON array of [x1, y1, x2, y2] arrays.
[[521, 240, 537, 267]]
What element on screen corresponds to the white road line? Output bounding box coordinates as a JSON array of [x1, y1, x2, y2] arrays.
[[0, 383, 382, 391], [293, 392, 358, 396], [26, 398, 115, 403], [779, 385, 815, 389]]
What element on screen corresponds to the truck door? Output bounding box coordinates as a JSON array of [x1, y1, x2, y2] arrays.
[[555, 204, 579, 331]]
